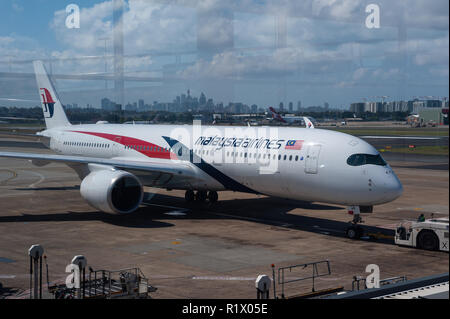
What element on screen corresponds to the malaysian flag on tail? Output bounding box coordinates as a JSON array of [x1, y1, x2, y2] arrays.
[[285, 140, 304, 150]]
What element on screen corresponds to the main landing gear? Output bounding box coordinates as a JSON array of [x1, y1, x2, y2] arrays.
[[185, 190, 218, 204], [345, 206, 371, 240]]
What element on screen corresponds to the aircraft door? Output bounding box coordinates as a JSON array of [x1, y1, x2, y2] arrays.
[[305, 145, 321, 174]]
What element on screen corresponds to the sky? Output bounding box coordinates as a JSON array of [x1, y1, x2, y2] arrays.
[[0, 0, 448, 109]]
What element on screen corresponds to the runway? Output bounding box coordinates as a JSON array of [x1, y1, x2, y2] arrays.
[[360, 136, 448, 149]]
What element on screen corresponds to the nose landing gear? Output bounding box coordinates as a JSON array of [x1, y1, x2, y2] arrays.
[[346, 206, 365, 240]]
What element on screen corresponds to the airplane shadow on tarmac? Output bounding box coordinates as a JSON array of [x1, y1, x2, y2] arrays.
[[0, 192, 395, 245], [15, 186, 81, 191], [140, 193, 396, 245], [0, 210, 174, 229]]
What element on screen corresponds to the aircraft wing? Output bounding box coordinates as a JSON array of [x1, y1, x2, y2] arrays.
[[0, 151, 198, 185]]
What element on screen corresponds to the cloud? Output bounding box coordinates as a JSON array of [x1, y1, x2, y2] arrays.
[[0, 37, 15, 47], [411, 36, 449, 66], [51, 1, 115, 52], [353, 68, 368, 80], [50, 0, 197, 55], [178, 45, 353, 80]]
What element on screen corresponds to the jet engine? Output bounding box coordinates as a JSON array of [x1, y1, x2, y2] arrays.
[[80, 169, 143, 214]]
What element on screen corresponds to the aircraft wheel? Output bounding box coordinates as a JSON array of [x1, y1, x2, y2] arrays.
[[208, 191, 218, 203], [195, 190, 207, 202], [346, 226, 362, 240], [185, 190, 195, 202]]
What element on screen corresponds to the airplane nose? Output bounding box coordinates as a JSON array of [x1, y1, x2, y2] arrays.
[[383, 173, 403, 202]]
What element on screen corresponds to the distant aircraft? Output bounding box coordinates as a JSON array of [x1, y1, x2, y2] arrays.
[[0, 61, 403, 239], [268, 107, 315, 128]]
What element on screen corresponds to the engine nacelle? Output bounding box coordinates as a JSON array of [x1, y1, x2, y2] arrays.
[[80, 169, 143, 214]]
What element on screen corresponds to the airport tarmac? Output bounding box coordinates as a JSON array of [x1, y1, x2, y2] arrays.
[[0, 136, 448, 299]]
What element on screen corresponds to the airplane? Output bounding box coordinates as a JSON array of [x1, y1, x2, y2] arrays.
[[268, 107, 315, 128], [0, 61, 403, 239]]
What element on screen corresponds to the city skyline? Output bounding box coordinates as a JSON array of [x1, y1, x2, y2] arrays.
[[93, 89, 447, 114]]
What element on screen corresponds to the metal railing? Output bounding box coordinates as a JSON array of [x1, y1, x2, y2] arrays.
[[85, 267, 148, 299], [274, 260, 331, 299], [49, 267, 152, 299], [352, 275, 408, 291]]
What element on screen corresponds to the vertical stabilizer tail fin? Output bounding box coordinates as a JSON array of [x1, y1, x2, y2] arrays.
[[269, 107, 287, 123], [303, 117, 315, 129], [33, 60, 71, 129]]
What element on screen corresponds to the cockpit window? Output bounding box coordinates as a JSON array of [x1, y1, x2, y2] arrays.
[[347, 154, 387, 167]]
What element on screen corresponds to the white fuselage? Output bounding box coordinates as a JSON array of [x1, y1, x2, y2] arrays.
[[40, 123, 403, 206]]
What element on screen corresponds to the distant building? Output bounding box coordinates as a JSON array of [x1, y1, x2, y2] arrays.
[[138, 99, 144, 111], [419, 107, 447, 125], [443, 100, 449, 108], [125, 102, 137, 112], [386, 101, 406, 112], [228, 102, 244, 114], [350, 102, 365, 114], [288, 102, 293, 112], [349, 98, 446, 115], [101, 98, 117, 111], [366, 102, 383, 113], [413, 100, 442, 114], [206, 98, 214, 111], [199, 92, 207, 106]]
